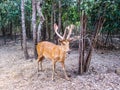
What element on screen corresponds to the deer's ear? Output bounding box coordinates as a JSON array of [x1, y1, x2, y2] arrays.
[[58, 39, 66, 45], [58, 39, 62, 44]]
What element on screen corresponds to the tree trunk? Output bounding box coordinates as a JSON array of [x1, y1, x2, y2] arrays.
[[50, 3, 54, 41], [26, 21, 31, 39], [58, 0, 61, 32], [32, 0, 37, 59], [45, 15, 49, 40], [78, 11, 88, 74], [9, 22, 13, 40], [42, 23, 46, 40], [53, 1, 58, 44], [78, 11, 105, 74], [53, 6, 56, 24], [21, 0, 29, 59], [84, 38, 93, 72], [78, 11, 84, 74], [93, 17, 105, 48], [20, 27, 23, 49], [1, 27, 6, 45], [36, 0, 45, 43]]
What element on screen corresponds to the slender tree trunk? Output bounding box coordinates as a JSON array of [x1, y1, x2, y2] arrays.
[[78, 11, 88, 74], [93, 17, 105, 48], [53, 7, 56, 24], [9, 22, 13, 40], [21, 0, 29, 59], [58, 0, 61, 32], [26, 9, 31, 39], [78, 10, 105, 75], [42, 23, 46, 40], [78, 0, 82, 74], [84, 38, 93, 72], [51, 3, 54, 41], [32, 0, 37, 59], [37, 1, 42, 42], [20, 27, 23, 49], [45, 15, 49, 40], [78, 11, 84, 74], [1, 27, 6, 45], [36, 0, 45, 43], [53, 1, 58, 44], [26, 21, 31, 39]]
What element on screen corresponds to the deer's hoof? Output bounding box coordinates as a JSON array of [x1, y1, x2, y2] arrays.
[[66, 77, 70, 81]]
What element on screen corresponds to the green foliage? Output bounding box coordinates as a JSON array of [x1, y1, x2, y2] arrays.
[[62, 6, 79, 24], [82, 0, 120, 33], [0, 0, 119, 35], [0, 0, 21, 28], [0, 0, 32, 32]]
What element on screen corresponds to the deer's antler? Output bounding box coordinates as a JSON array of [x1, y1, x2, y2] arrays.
[[63, 24, 75, 39], [54, 23, 64, 40]]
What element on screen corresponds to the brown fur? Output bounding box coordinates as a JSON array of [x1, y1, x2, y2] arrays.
[[36, 40, 70, 80]]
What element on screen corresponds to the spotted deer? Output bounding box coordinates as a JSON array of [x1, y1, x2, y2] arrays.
[[36, 23, 75, 80]]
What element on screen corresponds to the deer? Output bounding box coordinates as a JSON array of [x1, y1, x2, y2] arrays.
[[36, 23, 75, 81]]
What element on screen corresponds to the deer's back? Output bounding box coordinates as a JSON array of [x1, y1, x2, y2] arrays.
[[36, 41, 62, 60]]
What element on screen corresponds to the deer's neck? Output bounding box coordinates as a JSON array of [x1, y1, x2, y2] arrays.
[[59, 45, 67, 53]]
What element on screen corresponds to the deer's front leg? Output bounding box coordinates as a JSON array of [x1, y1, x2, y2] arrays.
[[61, 61, 70, 80], [52, 61, 56, 81]]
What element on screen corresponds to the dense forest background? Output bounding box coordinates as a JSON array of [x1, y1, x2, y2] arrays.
[[0, 0, 120, 52], [0, 0, 120, 37]]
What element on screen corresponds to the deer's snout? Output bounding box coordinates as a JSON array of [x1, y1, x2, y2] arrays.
[[67, 50, 71, 54]]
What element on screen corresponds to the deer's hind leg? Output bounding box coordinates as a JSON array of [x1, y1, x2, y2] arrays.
[[37, 56, 44, 72], [52, 60, 57, 81]]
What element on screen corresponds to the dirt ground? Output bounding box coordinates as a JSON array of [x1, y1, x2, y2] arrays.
[[0, 42, 120, 90]]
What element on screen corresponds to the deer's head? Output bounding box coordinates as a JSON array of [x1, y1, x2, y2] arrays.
[[54, 23, 75, 53]]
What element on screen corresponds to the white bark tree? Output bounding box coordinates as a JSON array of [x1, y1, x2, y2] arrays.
[[32, 0, 37, 58], [36, 0, 45, 42], [21, 0, 29, 59]]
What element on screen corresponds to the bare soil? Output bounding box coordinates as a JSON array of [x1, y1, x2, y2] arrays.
[[0, 42, 120, 90]]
